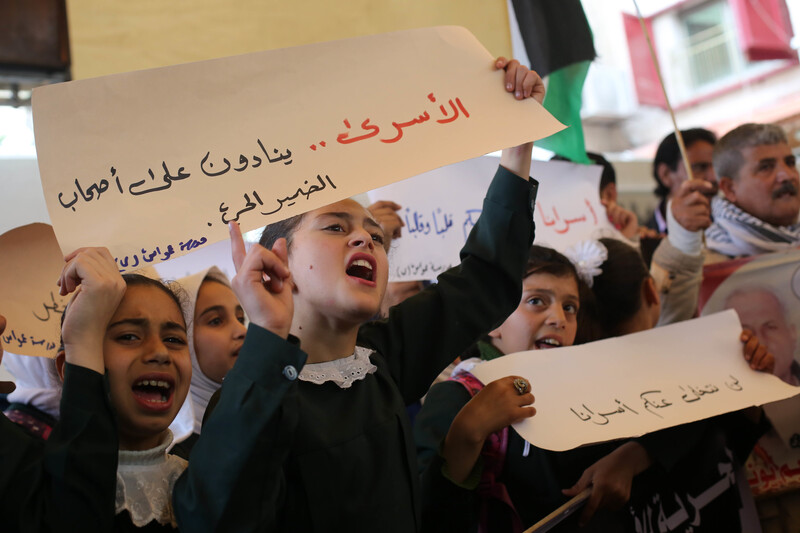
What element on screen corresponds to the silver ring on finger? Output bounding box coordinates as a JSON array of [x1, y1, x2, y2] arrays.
[[513, 378, 529, 396]]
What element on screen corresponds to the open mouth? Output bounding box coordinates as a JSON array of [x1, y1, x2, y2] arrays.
[[535, 338, 562, 349], [132, 377, 174, 410], [346, 255, 376, 282]]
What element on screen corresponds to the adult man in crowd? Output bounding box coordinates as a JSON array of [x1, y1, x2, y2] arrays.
[[652, 123, 800, 324], [647, 128, 718, 235], [705, 123, 800, 258]]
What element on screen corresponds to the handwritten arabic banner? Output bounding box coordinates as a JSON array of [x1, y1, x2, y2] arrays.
[[33, 26, 564, 270], [152, 239, 236, 282], [0, 224, 68, 358], [470, 311, 800, 451], [367, 157, 619, 281]]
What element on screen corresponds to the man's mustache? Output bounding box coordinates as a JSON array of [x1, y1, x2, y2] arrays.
[[773, 181, 798, 199]]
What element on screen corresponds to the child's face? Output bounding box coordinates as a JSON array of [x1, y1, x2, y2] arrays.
[[288, 199, 388, 326], [104, 284, 191, 450], [193, 280, 246, 383], [490, 272, 579, 355]]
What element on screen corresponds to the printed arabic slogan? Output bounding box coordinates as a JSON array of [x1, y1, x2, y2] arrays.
[[32, 26, 563, 271], [470, 310, 800, 452], [367, 157, 619, 281], [698, 248, 800, 499], [0, 224, 70, 358]]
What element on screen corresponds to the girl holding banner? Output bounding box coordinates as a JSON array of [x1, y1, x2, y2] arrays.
[[414, 237, 774, 532], [172, 58, 543, 533], [414, 244, 631, 532]]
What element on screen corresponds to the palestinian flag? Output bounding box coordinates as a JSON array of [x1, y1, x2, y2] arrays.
[[510, 0, 596, 163]]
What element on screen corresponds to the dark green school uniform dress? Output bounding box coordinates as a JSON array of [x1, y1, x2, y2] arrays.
[[1, 363, 118, 533], [173, 167, 538, 533], [2, 364, 186, 532]]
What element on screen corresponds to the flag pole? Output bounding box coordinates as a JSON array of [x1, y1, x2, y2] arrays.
[[631, 0, 695, 183], [522, 488, 591, 533]]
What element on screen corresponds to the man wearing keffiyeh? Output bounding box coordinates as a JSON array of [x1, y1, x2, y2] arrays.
[[650, 122, 800, 326], [705, 123, 800, 258]]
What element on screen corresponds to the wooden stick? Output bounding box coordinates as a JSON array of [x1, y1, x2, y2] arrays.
[[631, 0, 695, 183], [523, 487, 591, 533]]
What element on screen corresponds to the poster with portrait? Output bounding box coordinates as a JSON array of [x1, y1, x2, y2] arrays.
[[699, 249, 800, 387], [699, 247, 800, 496]]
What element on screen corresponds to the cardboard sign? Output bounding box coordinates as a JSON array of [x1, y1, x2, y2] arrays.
[[0, 224, 68, 357], [33, 26, 563, 271], [470, 311, 800, 451]]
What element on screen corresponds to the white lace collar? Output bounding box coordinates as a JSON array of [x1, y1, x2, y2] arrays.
[[116, 430, 187, 528], [299, 345, 378, 388]]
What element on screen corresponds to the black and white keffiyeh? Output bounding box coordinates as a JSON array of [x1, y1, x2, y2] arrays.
[[705, 196, 800, 257]]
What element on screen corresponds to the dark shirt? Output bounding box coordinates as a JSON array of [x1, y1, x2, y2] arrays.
[[645, 198, 668, 235], [0, 364, 117, 533]]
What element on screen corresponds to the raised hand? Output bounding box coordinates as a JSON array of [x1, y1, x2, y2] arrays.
[[671, 179, 715, 233], [57, 247, 127, 374], [229, 222, 294, 339], [494, 58, 543, 180], [495, 57, 545, 104], [367, 200, 404, 249], [603, 200, 640, 240]]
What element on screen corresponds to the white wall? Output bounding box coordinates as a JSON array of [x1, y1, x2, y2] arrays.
[[0, 157, 51, 236]]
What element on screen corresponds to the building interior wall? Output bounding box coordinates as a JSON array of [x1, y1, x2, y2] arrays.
[[65, 0, 513, 80]]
